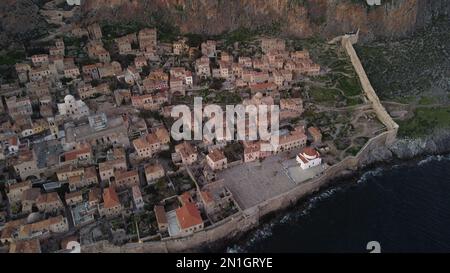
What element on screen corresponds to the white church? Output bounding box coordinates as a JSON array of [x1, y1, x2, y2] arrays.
[[296, 147, 322, 170]]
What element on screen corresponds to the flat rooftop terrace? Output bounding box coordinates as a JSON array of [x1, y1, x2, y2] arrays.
[[166, 210, 180, 237]]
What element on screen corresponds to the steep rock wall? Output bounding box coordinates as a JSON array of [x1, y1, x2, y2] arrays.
[[80, 0, 450, 41]]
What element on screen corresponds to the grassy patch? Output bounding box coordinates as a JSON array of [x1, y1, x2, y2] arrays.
[[355, 18, 450, 103], [346, 96, 363, 106], [309, 87, 343, 105], [102, 21, 146, 39], [346, 146, 361, 156], [337, 75, 362, 97], [223, 142, 243, 162], [335, 138, 351, 151], [394, 96, 417, 104], [101, 20, 180, 43], [397, 106, 450, 138], [418, 96, 436, 105], [294, 37, 363, 108], [220, 27, 257, 46], [214, 22, 281, 47], [0, 50, 26, 65]]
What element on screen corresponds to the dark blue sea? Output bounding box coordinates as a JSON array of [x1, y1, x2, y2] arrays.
[[226, 155, 450, 253]]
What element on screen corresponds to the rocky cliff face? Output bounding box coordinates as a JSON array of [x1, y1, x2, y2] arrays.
[[362, 130, 450, 167], [0, 0, 50, 47], [81, 0, 450, 41], [1, 0, 448, 47]]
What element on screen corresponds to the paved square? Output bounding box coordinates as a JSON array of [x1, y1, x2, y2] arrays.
[[282, 158, 327, 184], [218, 154, 328, 210], [218, 155, 296, 210]]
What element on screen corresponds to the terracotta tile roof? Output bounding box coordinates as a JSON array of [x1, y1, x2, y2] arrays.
[[16, 149, 34, 162], [170, 67, 185, 74], [175, 203, 203, 230], [175, 142, 196, 157], [99, 158, 126, 172], [145, 163, 164, 174], [22, 188, 41, 201], [302, 147, 319, 157], [48, 215, 65, 225], [103, 187, 120, 209], [244, 145, 260, 155], [1, 218, 27, 240], [279, 131, 306, 145], [65, 191, 82, 200], [308, 126, 322, 136], [84, 166, 97, 179], [249, 82, 277, 92], [179, 192, 193, 205], [9, 239, 41, 253], [154, 205, 167, 224], [146, 133, 160, 145], [57, 165, 83, 174], [207, 149, 226, 162], [88, 187, 101, 202], [36, 192, 61, 205], [115, 169, 138, 181], [68, 175, 82, 184], [19, 216, 64, 238], [9, 136, 18, 146], [201, 191, 214, 204], [9, 180, 32, 191], [296, 154, 308, 164], [133, 137, 150, 150], [113, 147, 126, 159], [155, 127, 169, 142], [64, 144, 91, 162]]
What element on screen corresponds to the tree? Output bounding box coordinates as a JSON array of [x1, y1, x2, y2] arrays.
[[60, 77, 72, 85], [155, 178, 166, 192], [210, 78, 225, 90], [141, 65, 151, 76]]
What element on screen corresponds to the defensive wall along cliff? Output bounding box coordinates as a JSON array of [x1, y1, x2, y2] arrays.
[[341, 34, 399, 144], [81, 34, 399, 253]]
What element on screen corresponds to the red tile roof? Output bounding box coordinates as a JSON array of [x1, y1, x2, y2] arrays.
[[179, 192, 193, 205], [175, 203, 203, 230], [308, 126, 321, 137], [207, 148, 226, 162], [301, 147, 320, 157], [103, 187, 120, 209], [154, 205, 168, 224], [201, 191, 214, 204], [64, 144, 91, 161]]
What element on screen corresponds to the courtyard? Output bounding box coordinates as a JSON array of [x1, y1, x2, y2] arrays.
[[218, 153, 324, 210]]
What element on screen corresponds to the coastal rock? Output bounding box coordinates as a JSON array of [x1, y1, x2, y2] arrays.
[[361, 130, 450, 166], [390, 139, 428, 159], [389, 131, 450, 160], [360, 145, 393, 166]]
